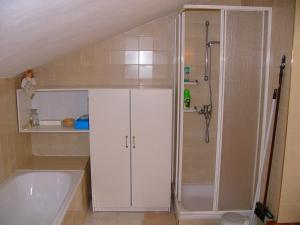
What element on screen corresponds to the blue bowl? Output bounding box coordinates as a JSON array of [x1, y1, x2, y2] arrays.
[[74, 119, 89, 130]]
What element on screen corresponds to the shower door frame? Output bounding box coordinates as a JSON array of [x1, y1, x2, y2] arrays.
[[175, 4, 272, 217]]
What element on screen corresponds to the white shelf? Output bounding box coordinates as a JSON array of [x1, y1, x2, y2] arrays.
[[19, 125, 89, 133], [184, 107, 198, 113], [17, 89, 89, 133], [184, 80, 199, 85]]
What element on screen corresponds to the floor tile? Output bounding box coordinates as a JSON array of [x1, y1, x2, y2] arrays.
[[142, 212, 177, 225], [118, 212, 144, 225], [84, 210, 177, 225]]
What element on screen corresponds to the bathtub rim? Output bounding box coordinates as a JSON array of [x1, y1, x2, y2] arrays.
[[0, 169, 84, 225]]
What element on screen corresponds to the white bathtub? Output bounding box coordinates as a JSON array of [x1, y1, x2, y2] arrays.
[[0, 170, 84, 225]]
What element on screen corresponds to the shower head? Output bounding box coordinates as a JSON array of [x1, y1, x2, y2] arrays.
[[205, 20, 210, 26]]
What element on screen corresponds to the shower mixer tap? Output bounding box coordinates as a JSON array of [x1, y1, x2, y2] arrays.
[[197, 104, 212, 143], [197, 104, 211, 115], [193, 105, 211, 115]]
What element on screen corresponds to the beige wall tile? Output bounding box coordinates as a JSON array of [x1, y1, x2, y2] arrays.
[[31, 133, 89, 156], [31, 14, 175, 156], [125, 36, 139, 51], [125, 51, 139, 64], [34, 14, 175, 89], [139, 36, 153, 51], [0, 77, 32, 183]]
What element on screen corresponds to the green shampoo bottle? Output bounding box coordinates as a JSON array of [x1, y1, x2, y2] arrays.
[[184, 89, 191, 109]]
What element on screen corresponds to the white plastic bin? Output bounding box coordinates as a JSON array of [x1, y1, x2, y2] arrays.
[[221, 213, 250, 225]]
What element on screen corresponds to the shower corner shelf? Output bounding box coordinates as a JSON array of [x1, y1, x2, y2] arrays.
[[184, 107, 198, 113], [19, 125, 89, 133], [184, 80, 199, 86]]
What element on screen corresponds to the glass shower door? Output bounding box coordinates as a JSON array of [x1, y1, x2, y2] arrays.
[[217, 9, 269, 210]]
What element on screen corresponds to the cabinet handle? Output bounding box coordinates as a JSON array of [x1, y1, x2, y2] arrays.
[[125, 136, 128, 148], [132, 136, 136, 149]]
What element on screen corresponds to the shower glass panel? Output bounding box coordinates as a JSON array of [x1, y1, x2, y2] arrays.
[[218, 10, 266, 210], [181, 10, 220, 211]]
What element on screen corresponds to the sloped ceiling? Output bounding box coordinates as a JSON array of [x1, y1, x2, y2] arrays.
[[0, 0, 191, 77]]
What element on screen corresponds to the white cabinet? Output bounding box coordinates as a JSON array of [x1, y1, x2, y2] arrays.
[[89, 89, 131, 208], [130, 89, 172, 208], [89, 88, 172, 211]]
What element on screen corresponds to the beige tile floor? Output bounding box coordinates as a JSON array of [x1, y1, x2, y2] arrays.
[[85, 211, 178, 225], [85, 211, 264, 225]]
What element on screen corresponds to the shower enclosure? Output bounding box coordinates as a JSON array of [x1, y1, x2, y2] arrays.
[[174, 5, 272, 218]]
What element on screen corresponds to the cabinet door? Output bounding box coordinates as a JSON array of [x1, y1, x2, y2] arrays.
[[89, 89, 131, 209], [130, 89, 172, 208]]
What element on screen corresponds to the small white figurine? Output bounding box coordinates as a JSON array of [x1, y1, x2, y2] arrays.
[[21, 69, 36, 99]]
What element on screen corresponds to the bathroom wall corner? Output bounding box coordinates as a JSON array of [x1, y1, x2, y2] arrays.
[[0, 76, 32, 183]]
